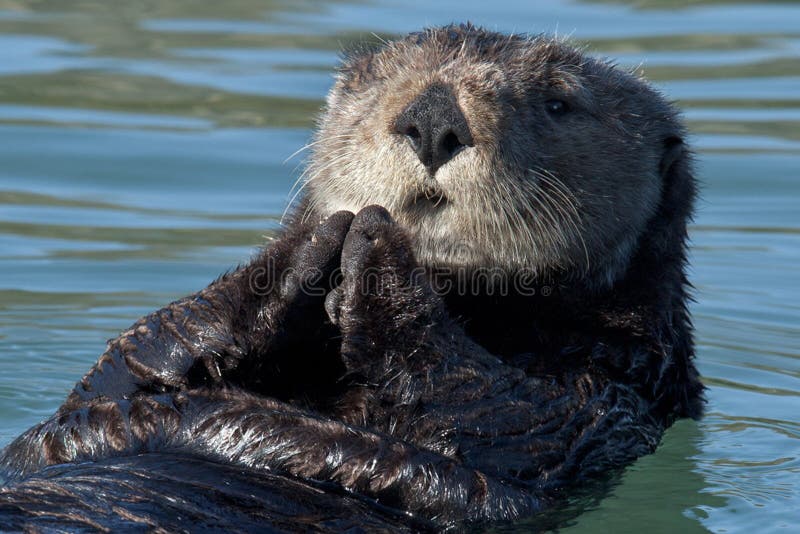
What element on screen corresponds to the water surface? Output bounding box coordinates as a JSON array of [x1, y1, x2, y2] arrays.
[[0, 1, 798, 532]]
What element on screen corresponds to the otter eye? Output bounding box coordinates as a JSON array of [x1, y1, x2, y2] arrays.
[[545, 99, 570, 115]]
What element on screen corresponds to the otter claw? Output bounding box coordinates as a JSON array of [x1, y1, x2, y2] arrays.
[[324, 288, 343, 326]]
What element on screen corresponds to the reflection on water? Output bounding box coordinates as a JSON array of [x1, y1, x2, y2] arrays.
[[0, 1, 797, 532]]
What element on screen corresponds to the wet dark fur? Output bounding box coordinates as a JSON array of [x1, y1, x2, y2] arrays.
[[1, 25, 702, 531]]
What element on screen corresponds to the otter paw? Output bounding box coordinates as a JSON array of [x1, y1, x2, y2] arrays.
[[280, 210, 354, 303], [326, 206, 444, 368], [241, 210, 354, 371], [342, 206, 416, 281], [329, 205, 423, 322]]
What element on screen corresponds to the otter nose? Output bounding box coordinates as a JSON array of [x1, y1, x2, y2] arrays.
[[393, 83, 473, 175]]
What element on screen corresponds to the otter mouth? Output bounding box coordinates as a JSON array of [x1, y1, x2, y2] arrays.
[[405, 181, 448, 210]]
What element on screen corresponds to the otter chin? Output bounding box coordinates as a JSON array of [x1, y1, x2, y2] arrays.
[[1, 25, 702, 531]]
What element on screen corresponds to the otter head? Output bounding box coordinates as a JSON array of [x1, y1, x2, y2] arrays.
[[303, 24, 691, 288]]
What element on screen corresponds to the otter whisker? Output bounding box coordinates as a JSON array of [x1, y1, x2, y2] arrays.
[[290, 144, 353, 197], [370, 32, 390, 46], [284, 133, 353, 164], [300, 156, 359, 224], [522, 170, 577, 271], [532, 169, 591, 272], [501, 174, 540, 266], [285, 149, 355, 224], [283, 141, 317, 165], [533, 169, 582, 219], [524, 180, 568, 267], [541, 181, 587, 271]]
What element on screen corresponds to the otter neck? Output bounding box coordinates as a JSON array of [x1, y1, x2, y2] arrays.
[[438, 280, 591, 361]]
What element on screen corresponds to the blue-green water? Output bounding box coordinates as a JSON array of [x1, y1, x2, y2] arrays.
[[0, 1, 798, 532]]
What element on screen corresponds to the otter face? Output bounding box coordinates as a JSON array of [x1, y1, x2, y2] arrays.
[[304, 25, 686, 285]]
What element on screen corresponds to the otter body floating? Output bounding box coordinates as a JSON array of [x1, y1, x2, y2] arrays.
[[1, 24, 702, 531]]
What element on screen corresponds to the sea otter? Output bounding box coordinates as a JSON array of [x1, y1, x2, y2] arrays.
[[0, 24, 703, 531]]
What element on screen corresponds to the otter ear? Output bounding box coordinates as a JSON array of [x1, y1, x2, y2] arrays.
[[655, 134, 695, 222], [659, 136, 685, 179]]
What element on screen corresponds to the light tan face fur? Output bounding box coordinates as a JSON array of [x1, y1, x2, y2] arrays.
[[302, 26, 683, 284]]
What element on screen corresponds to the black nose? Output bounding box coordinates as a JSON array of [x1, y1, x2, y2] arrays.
[[393, 83, 474, 175]]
